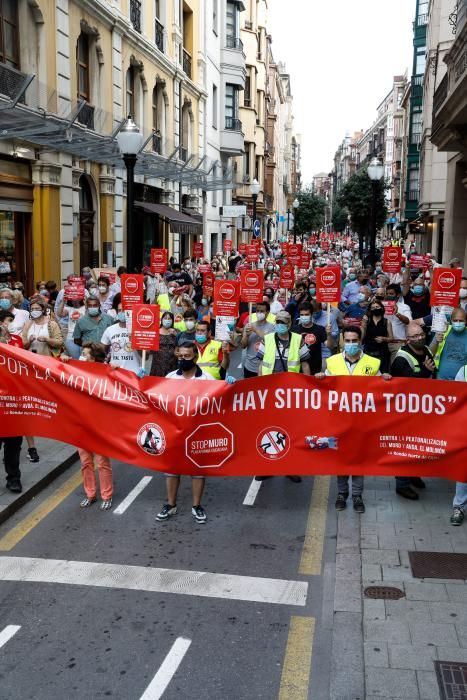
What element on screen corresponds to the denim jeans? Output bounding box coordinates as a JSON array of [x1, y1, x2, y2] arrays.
[[453, 482, 467, 510], [337, 475, 364, 497], [65, 339, 81, 359]]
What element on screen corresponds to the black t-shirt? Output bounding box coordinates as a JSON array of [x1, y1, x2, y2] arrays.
[[292, 322, 326, 374], [403, 290, 431, 320], [391, 344, 435, 379], [168, 271, 193, 286], [228, 254, 241, 273]]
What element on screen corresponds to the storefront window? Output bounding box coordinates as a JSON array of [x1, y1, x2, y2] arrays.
[[0, 210, 15, 279]]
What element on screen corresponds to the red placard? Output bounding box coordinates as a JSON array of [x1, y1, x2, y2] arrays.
[[383, 247, 403, 274], [382, 300, 396, 316], [131, 304, 160, 351], [299, 251, 311, 269], [193, 242, 204, 259], [246, 244, 259, 263], [214, 279, 240, 316], [67, 276, 85, 285], [280, 263, 295, 290], [288, 244, 303, 266], [223, 239, 233, 253], [316, 266, 341, 303], [281, 242, 289, 256], [121, 274, 144, 310], [150, 248, 167, 274], [430, 267, 462, 307], [64, 284, 85, 301], [203, 272, 215, 296], [238, 243, 247, 255], [240, 269, 264, 304], [197, 264, 211, 273], [409, 254, 429, 270]]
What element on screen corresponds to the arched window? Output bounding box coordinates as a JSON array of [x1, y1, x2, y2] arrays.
[[126, 66, 135, 117], [79, 176, 93, 211], [76, 32, 90, 102]]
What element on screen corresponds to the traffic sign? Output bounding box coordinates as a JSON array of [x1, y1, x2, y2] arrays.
[[253, 219, 261, 238], [220, 205, 247, 217]]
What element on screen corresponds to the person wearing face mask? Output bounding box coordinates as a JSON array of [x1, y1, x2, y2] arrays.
[[311, 301, 340, 366], [197, 295, 212, 324], [285, 283, 309, 323], [0, 288, 29, 334], [157, 342, 215, 525], [110, 266, 127, 296], [341, 270, 370, 306], [430, 308, 467, 381], [100, 301, 142, 375], [73, 298, 113, 347], [402, 274, 431, 320], [257, 310, 311, 377], [316, 326, 388, 513], [343, 286, 371, 326], [264, 287, 284, 315], [176, 309, 198, 346], [459, 277, 467, 312], [361, 299, 394, 373], [12, 285, 30, 311], [241, 301, 275, 378], [95, 277, 114, 314], [56, 292, 87, 360], [0, 309, 23, 347], [292, 301, 333, 375], [264, 261, 276, 281], [194, 320, 229, 379], [167, 262, 193, 296], [22, 298, 63, 357], [148, 311, 178, 377], [81, 267, 93, 283]]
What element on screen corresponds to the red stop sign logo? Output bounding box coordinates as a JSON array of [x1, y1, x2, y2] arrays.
[[136, 308, 155, 328], [124, 277, 139, 293], [185, 422, 234, 469], [322, 271, 336, 286], [219, 283, 236, 300], [438, 272, 456, 289], [387, 250, 398, 261]]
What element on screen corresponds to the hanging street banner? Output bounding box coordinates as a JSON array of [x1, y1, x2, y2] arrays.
[[0, 345, 466, 480], [430, 267, 462, 308]]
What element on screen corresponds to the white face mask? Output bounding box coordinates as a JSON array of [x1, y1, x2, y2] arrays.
[[98, 286, 107, 294], [78, 355, 88, 362], [30, 309, 43, 319], [185, 320, 196, 330], [256, 312, 266, 322], [460, 288, 467, 299], [7, 322, 15, 333]]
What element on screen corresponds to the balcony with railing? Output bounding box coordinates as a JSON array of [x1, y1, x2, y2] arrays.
[[130, 0, 142, 33], [155, 19, 164, 52], [407, 189, 420, 202], [411, 74, 424, 99], [225, 116, 242, 131], [0, 63, 29, 102], [183, 49, 192, 79], [225, 35, 243, 51], [77, 101, 95, 130], [221, 115, 244, 155]]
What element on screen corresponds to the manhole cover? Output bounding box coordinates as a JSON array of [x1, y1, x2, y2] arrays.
[[434, 660, 467, 699], [408, 552, 467, 580], [364, 586, 405, 600]]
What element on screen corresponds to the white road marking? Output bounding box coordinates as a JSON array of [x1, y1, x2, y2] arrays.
[[0, 557, 308, 606], [113, 476, 153, 515], [0, 625, 20, 649], [139, 637, 191, 700], [243, 478, 262, 506]]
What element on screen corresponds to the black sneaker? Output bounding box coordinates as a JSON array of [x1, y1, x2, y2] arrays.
[[6, 480, 22, 493], [352, 495, 365, 514], [450, 507, 464, 526], [335, 493, 348, 511], [192, 505, 207, 523], [287, 475, 302, 483], [410, 477, 426, 489], [27, 447, 40, 463], [254, 476, 272, 481], [156, 504, 177, 521], [396, 486, 419, 500]]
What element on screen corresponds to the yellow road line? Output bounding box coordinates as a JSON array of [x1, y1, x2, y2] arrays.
[[278, 616, 315, 700], [298, 475, 330, 576], [0, 469, 82, 551]]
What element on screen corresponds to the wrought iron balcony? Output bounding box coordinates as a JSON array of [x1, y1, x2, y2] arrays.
[[77, 102, 95, 130], [183, 49, 192, 78], [130, 0, 142, 33], [0, 63, 29, 102], [410, 132, 422, 145], [155, 19, 164, 52], [225, 36, 243, 51], [433, 74, 448, 115], [408, 189, 419, 202], [225, 116, 242, 131]]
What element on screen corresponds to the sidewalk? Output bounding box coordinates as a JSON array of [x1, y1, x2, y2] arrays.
[[331, 476, 467, 700], [0, 438, 78, 525]]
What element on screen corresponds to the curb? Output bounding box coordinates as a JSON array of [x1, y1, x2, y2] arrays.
[[0, 451, 79, 527]]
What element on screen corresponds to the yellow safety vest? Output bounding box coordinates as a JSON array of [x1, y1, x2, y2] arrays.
[[326, 352, 380, 376], [173, 314, 186, 333], [250, 312, 276, 324], [157, 294, 171, 312], [433, 326, 451, 369], [196, 339, 222, 379], [261, 331, 301, 375]]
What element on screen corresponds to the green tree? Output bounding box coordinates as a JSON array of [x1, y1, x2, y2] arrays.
[[331, 203, 349, 233], [337, 169, 387, 237], [294, 188, 326, 232]]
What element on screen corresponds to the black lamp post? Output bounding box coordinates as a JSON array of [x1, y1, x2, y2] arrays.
[[367, 156, 384, 266], [116, 117, 143, 272], [250, 178, 260, 236], [293, 197, 299, 244]]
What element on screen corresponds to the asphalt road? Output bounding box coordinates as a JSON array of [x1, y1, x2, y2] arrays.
[[0, 350, 338, 700]]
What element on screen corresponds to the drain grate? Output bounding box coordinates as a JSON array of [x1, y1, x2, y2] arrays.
[[364, 585, 405, 600], [408, 552, 467, 580], [434, 661, 467, 699]]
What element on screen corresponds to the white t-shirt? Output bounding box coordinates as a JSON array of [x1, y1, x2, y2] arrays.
[[10, 308, 29, 334], [61, 305, 86, 340], [100, 323, 141, 374], [166, 368, 215, 380], [388, 299, 412, 340]]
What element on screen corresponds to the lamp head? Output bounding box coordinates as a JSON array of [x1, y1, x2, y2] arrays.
[[116, 116, 144, 155], [249, 178, 260, 196]]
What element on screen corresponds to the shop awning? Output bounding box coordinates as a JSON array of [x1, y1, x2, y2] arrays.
[[134, 201, 203, 235]]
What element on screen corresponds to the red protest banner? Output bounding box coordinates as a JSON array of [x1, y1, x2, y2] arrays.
[[150, 248, 167, 274], [383, 247, 403, 274], [382, 300, 396, 316], [1, 344, 466, 480], [299, 251, 311, 269], [280, 263, 295, 289], [193, 242, 204, 258], [281, 242, 289, 256], [121, 274, 144, 310], [214, 279, 240, 316], [131, 304, 160, 351], [64, 284, 85, 301], [203, 272, 215, 296], [430, 267, 462, 307], [288, 243, 303, 266], [240, 269, 264, 303], [316, 266, 341, 303], [197, 264, 211, 273], [246, 244, 259, 263], [223, 239, 233, 253]]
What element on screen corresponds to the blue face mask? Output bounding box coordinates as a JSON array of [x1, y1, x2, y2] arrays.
[[349, 274, 356, 281], [0, 298, 11, 310], [452, 321, 466, 333], [309, 287, 316, 296], [117, 311, 126, 323], [299, 316, 312, 325], [357, 293, 366, 302], [413, 285, 424, 296], [344, 342, 360, 357], [88, 307, 100, 317], [195, 334, 207, 344], [275, 323, 288, 335]]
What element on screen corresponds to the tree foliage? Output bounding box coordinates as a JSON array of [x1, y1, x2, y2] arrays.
[[294, 188, 326, 232], [337, 169, 387, 236], [331, 203, 349, 233]]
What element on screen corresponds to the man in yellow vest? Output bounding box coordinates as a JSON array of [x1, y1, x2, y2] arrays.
[[317, 325, 389, 514], [194, 319, 230, 379]]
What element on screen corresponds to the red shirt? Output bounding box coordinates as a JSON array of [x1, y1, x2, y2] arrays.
[[8, 335, 23, 348], [195, 340, 223, 364]]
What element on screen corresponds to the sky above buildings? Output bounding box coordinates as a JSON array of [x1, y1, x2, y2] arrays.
[[267, 0, 415, 185]]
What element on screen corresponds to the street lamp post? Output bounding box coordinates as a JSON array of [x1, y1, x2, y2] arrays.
[[293, 197, 299, 244], [367, 156, 384, 267], [249, 178, 260, 237], [116, 117, 144, 272], [287, 208, 291, 239]]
